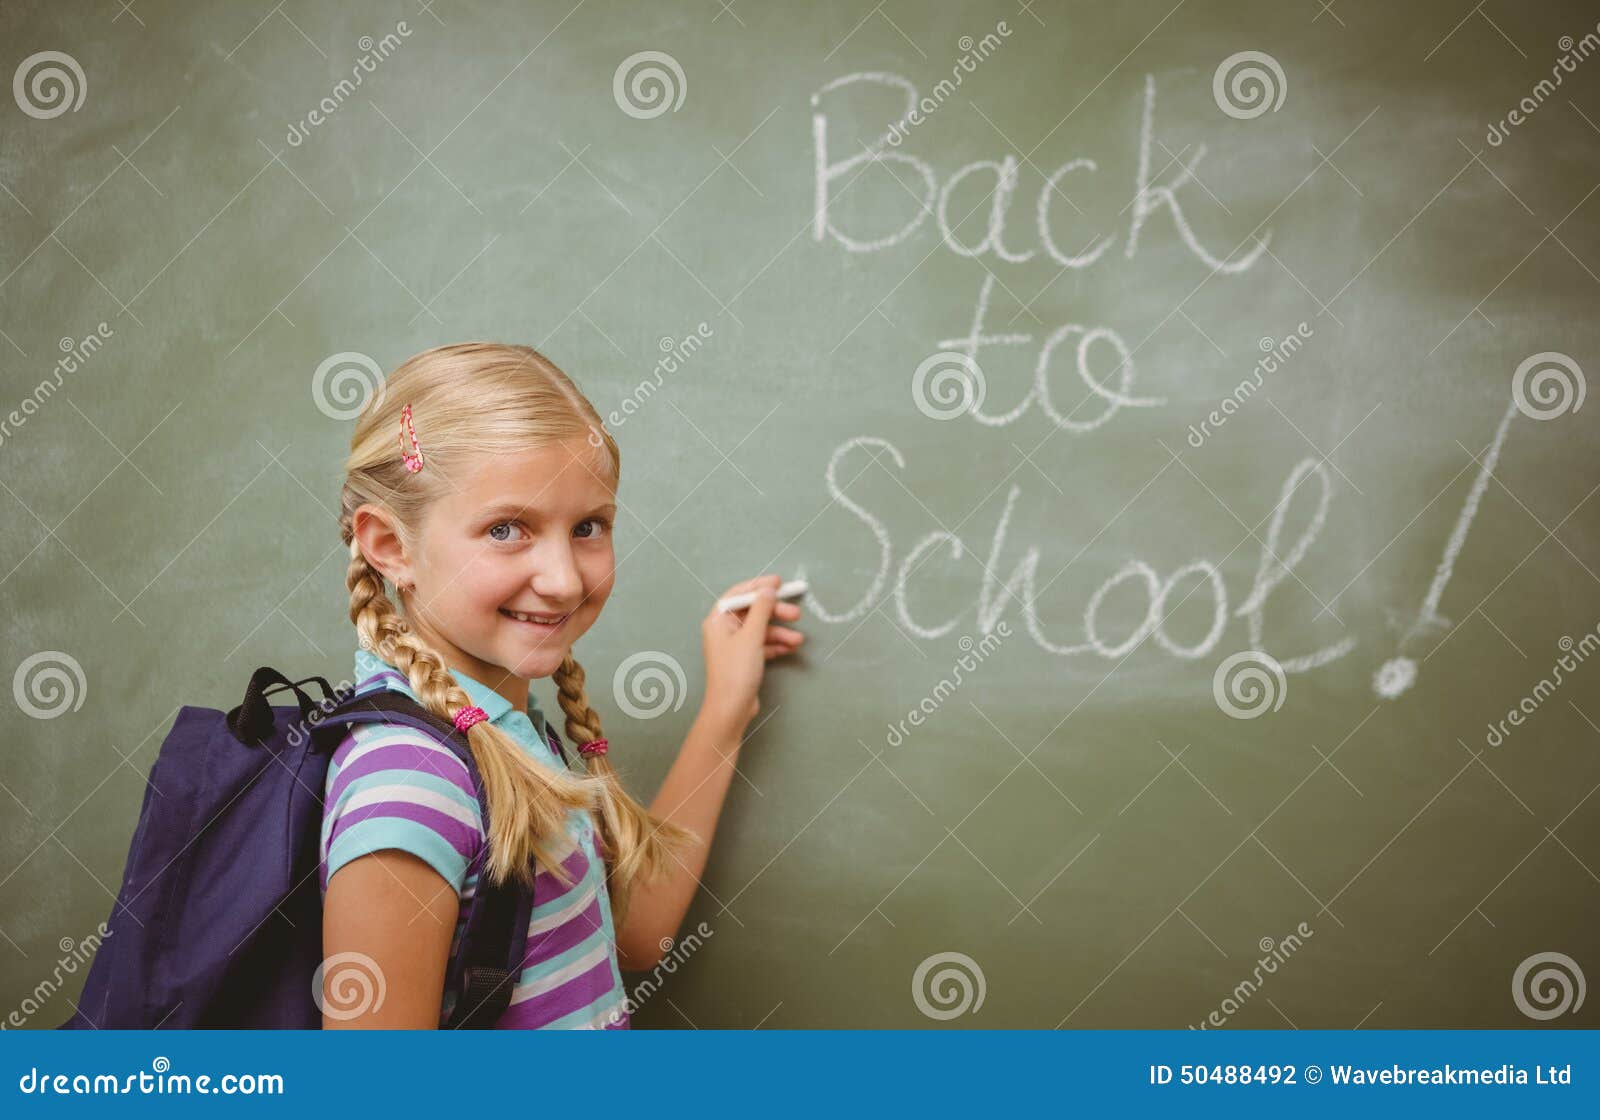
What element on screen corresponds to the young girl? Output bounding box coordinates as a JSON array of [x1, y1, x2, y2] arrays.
[[320, 342, 804, 1029]]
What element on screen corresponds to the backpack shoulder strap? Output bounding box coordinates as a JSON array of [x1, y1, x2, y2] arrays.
[[317, 689, 461, 750], [315, 688, 532, 1029], [545, 720, 573, 767]]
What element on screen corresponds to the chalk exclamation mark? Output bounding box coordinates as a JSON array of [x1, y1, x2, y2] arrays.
[[1374, 353, 1584, 699]]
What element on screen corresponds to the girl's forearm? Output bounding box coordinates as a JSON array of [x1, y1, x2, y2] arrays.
[[613, 700, 748, 969]]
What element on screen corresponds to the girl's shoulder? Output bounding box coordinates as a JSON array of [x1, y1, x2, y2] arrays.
[[320, 718, 487, 895], [325, 717, 483, 806]]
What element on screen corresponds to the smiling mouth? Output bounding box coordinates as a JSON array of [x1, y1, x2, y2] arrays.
[[499, 608, 569, 630]]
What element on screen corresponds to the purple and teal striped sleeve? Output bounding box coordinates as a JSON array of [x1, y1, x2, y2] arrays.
[[319, 724, 484, 894]]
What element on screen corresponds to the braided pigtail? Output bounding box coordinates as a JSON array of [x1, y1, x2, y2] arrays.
[[343, 531, 605, 890], [552, 655, 699, 926]]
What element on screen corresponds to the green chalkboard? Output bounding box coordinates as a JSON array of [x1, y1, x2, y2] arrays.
[[2, 0, 1597, 1029]]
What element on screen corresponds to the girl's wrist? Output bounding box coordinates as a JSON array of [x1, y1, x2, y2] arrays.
[[695, 694, 751, 742]]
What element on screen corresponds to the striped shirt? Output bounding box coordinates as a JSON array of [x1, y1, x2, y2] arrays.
[[319, 648, 629, 1029]]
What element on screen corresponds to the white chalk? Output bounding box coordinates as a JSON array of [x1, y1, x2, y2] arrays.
[[716, 579, 810, 614]]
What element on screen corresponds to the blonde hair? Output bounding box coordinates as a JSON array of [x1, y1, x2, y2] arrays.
[[337, 342, 697, 926]]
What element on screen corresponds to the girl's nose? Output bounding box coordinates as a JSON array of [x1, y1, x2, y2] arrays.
[[529, 544, 584, 603]]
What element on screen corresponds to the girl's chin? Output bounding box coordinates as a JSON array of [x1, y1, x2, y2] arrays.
[[504, 646, 567, 678]]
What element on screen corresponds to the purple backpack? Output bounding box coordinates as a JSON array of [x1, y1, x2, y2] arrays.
[[60, 666, 568, 1029]]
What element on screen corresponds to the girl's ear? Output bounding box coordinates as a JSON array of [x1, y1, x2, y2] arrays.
[[352, 503, 413, 590]]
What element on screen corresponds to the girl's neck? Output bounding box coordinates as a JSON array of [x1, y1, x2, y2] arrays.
[[398, 604, 530, 712]]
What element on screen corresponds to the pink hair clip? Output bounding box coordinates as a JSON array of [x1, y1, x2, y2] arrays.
[[577, 738, 609, 757], [400, 403, 424, 473], [453, 706, 488, 733]]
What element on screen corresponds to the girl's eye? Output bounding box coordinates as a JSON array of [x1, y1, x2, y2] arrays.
[[487, 519, 609, 542]]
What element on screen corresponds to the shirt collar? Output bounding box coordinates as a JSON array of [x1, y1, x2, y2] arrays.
[[353, 647, 549, 739]]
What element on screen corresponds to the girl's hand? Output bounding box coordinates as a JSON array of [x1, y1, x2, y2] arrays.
[[701, 573, 805, 727]]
